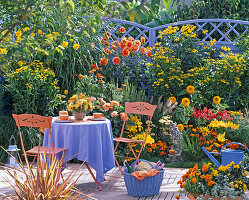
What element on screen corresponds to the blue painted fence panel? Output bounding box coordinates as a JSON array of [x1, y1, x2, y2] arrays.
[[100, 18, 249, 52]]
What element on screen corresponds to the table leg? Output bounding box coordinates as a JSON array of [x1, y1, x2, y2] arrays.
[[84, 162, 102, 191]]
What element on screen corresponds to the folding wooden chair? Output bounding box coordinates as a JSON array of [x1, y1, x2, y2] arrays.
[[12, 114, 68, 168], [113, 102, 157, 174]]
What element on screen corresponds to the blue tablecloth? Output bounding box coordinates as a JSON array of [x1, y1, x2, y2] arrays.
[[43, 117, 115, 184]]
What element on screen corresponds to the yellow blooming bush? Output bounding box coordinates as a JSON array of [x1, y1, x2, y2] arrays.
[[4, 60, 61, 115], [178, 162, 249, 199]]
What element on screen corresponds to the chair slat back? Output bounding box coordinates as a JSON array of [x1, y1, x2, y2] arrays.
[[125, 102, 157, 117], [12, 114, 52, 129]]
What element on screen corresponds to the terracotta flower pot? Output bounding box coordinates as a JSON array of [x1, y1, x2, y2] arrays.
[[188, 193, 241, 200], [73, 111, 86, 120]]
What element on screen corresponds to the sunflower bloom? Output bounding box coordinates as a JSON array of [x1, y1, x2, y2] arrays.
[[181, 98, 190, 107], [186, 85, 195, 94], [213, 96, 221, 104]]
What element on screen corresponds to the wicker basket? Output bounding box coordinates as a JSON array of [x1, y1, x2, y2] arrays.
[[123, 159, 164, 197]]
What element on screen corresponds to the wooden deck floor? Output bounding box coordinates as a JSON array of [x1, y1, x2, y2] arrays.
[[1, 164, 248, 200], [63, 164, 189, 200]]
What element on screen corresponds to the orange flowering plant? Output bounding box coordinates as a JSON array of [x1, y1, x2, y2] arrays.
[[178, 162, 249, 199], [89, 31, 151, 83]]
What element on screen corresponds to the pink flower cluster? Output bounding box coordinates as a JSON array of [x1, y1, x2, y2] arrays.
[[192, 107, 233, 121]]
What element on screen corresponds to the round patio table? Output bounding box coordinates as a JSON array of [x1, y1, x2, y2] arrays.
[[43, 117, 115, 185]]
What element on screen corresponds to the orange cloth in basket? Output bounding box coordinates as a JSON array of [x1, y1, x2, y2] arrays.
[[131, 169, 159, 180]]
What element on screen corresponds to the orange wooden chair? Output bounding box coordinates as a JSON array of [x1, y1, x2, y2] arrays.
[[12, 114, 68, 167], [113, 102, 157, 174]]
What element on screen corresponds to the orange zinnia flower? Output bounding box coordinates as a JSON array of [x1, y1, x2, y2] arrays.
[[112, 57, 121, 65], [141, 36, 146, 44], [99, 57, 108, 66], [121, 47, 130, 56], [147, 50, 152, 57], [120, 42, 127, 49], [134, 40, 141, 46], [120, 27, 126, 33], [128, 37, 134, 42], [78, 74, 83, 79], [126, 41, 133, 48], [132, 44, 139, 52], [140, 46, 147, 54]]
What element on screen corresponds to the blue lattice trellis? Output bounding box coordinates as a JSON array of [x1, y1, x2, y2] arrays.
[[100, 18, 249, 52]]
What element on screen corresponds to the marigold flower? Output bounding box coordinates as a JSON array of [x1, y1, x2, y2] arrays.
[[15, 30, 22, 37], [181, 98, 190, 107], [64, 90, 68, 95], [17, 61, 23, 66], [168, 96, 176, 104], [100, 57, 108, 66], [177, 124, 184, 131], [140, 46, 147, 54], [202, 164, 209, 172], [62, 41, 68, 48], [192, 177, 197, 184], [141, 36, 146, 44], [175, 195, 180, 200], [160, 151, 166, 156], [147, 50, 152, 57], [112, 57, 121, 65], [213, 96, 221, 104], [73, 43, 79, 50], [148, 148, 152, 152], [186, 85, 195, 94], [120, 27, 126, 33]]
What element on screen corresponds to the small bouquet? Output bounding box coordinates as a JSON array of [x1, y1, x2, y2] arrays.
[[67, 94, 93, 113]]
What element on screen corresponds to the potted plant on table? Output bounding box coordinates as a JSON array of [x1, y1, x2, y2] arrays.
[[177, 162, 249, 200], [67, 94, 93, 120]]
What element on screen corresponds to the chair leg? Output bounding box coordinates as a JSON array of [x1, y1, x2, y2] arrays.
[[84, 162, 102, 191], [114, 156, 123, 175]]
